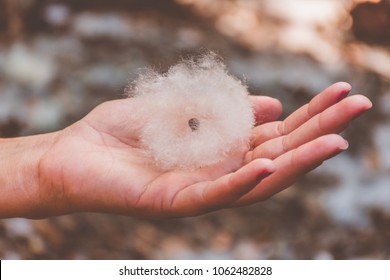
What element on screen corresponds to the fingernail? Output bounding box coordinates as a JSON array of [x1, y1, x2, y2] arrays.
[[340, 140, 349, 150], [337, 88, 351, 102], [259, 165, 276, 177]]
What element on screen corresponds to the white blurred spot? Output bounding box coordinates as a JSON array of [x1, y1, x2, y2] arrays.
[[319, 153, 390, 227], [4, 219, 35, 237], [72, 13, 131, 39], [28, 99, 63, 131], [45, 3, 70, 27], [4, 44, 56, 90]]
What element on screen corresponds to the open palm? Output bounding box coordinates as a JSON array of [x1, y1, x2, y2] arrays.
[[38, 82, 371, 218]]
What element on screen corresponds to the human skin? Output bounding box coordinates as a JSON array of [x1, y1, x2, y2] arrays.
[[0, 82, 372, 219]]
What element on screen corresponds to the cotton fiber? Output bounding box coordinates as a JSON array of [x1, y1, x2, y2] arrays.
[[126, 53, 254, 170]]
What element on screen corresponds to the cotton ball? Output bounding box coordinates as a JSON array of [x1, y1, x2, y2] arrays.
[[126, 53, 254, 170]]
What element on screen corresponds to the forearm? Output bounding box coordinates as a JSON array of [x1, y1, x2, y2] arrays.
[[0, 133, 58, 218]]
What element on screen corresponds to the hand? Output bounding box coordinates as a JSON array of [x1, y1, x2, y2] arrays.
[[237, 82, 372, 206], [36, 82, 371, 218]]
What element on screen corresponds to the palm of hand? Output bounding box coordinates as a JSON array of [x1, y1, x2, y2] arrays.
[[40, 98, 270, 218], [39, 82, 371, 218]]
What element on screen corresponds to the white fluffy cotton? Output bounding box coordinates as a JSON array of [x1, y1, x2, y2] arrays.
[[126, 53, 254, 170]]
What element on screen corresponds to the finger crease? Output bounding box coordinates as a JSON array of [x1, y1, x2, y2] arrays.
[[277, 121, 286, 136], [281, 135, 290, 154]]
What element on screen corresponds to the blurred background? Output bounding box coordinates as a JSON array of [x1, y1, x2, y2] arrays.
[[0, 0, 389, 259]]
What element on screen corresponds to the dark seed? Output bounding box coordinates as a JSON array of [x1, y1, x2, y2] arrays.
[[188, 118, 200, 131]]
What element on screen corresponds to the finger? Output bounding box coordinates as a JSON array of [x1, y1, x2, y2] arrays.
[[171, 158, 275, 216], [250, 82, 352, 147], [249, 95, 283, 125], [237, 134, 348, 206], [248, 94, 372, 160], [282, 82, 352, 134]]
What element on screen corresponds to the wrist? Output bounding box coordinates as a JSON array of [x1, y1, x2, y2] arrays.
[[0, 132, 60, 218]]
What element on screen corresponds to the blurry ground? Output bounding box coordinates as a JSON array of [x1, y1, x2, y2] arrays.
[[0, 0, 389, 259]]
